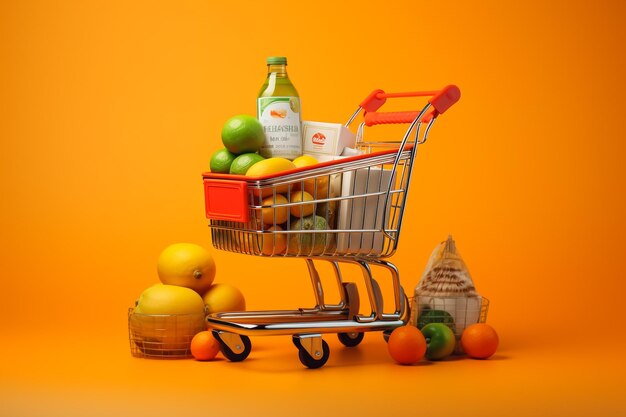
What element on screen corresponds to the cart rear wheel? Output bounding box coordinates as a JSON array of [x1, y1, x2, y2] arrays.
[[337, 332, 364, 347], [297, 339, 330, 369], [212, 330, 251, 362]]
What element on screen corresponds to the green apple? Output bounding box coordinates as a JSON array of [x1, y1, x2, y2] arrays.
[[421, 323, 456, 360], [287, 215, 332, 255], [417, 309, 455, 332]]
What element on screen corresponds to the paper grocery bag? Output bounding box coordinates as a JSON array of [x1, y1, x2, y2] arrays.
[[336, 167, 392, 255]]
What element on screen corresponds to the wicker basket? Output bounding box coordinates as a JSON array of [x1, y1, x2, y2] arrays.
[[128, 308, 207, 359], [410, 296, 490, 354]]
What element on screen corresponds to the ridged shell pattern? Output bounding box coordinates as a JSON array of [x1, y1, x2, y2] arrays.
[[415, 235, 478, 297]]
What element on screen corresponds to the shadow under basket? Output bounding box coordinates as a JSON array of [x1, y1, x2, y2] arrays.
[[409, 296, 490, 354], [128, 308, 207, 359]]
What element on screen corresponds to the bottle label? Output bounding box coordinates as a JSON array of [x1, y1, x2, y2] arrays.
[[257, 96, 302, 159]]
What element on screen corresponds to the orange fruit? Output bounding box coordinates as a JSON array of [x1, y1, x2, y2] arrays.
[[202, 283, 246, 314], [157, 243, 216, 294], [190, 331, 221, 361], [259, 194, 289, 225], [303, 176, 330, 199], [461, 323, 499, 359], [221, 115, 265, 154], [291, 155, 330, 199], [387, 326, 427, 365], [289, 190, 315, 217], [260, 225, 287, 255]]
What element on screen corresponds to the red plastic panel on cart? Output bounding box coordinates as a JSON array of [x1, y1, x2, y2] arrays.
[[204, 179, 249, 222]]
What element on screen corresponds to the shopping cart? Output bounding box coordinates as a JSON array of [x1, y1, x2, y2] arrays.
[[202, 85, 460, 368]]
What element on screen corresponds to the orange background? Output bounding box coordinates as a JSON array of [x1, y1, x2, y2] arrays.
[[1, 0, 625, 415]]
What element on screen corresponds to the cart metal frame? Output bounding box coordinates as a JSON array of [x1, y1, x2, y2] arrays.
[[202, 86, 460, 368]]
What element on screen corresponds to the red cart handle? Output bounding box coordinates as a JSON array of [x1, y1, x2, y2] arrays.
[[361, 85, 461, 127], [365, 110, 435, 126]]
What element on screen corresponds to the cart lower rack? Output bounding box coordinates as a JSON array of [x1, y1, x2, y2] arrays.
[[202, 86, 460, 368]]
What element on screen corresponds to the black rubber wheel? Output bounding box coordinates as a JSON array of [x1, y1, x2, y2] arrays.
[[212, 330, 252, 362], [292, 335, 302, 349], [382, 329, 393, 343], [298, 340, 330, 369], [337, 332, 364, 347]]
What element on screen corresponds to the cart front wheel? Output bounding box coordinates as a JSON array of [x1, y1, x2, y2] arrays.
[[212, 330, 251, 362], [297, 339, 330, 369], [337, 332, 364, 347]]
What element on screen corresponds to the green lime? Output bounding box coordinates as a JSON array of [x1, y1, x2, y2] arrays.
[[229, 153, 265, 175], [221, 115, 266, 154], [210, 148, 237, 173], [417, 309, 455, 332]]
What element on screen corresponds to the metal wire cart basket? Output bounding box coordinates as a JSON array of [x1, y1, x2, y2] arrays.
[[202, 86, 461, 368]]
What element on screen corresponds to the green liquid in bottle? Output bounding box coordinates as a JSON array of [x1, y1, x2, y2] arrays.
[[257, 56, 302, 159]]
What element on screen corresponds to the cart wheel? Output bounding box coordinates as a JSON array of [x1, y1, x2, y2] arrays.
[[292, 335, 302, 349], [212, 330, 252, 362], [382, 329, 393, 343], [337, 332, 364, 347], [298, 340, 330, 369]]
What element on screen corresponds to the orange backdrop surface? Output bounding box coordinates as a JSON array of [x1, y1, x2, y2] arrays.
[[1, 0, 625, 416]]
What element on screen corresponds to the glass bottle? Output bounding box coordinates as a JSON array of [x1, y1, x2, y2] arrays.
[[257, 56, 302, 159]]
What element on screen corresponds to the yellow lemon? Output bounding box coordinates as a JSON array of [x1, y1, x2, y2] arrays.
[[246, 157, 296, 177], [134, 283, 206, 315], [157, 243, 216, 294], [203, 283, 246, 314], [246, 157, 296, 195], [292, 155, 318, 167], [289, 190, 315, 217], [131, 284, 207, 355]]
